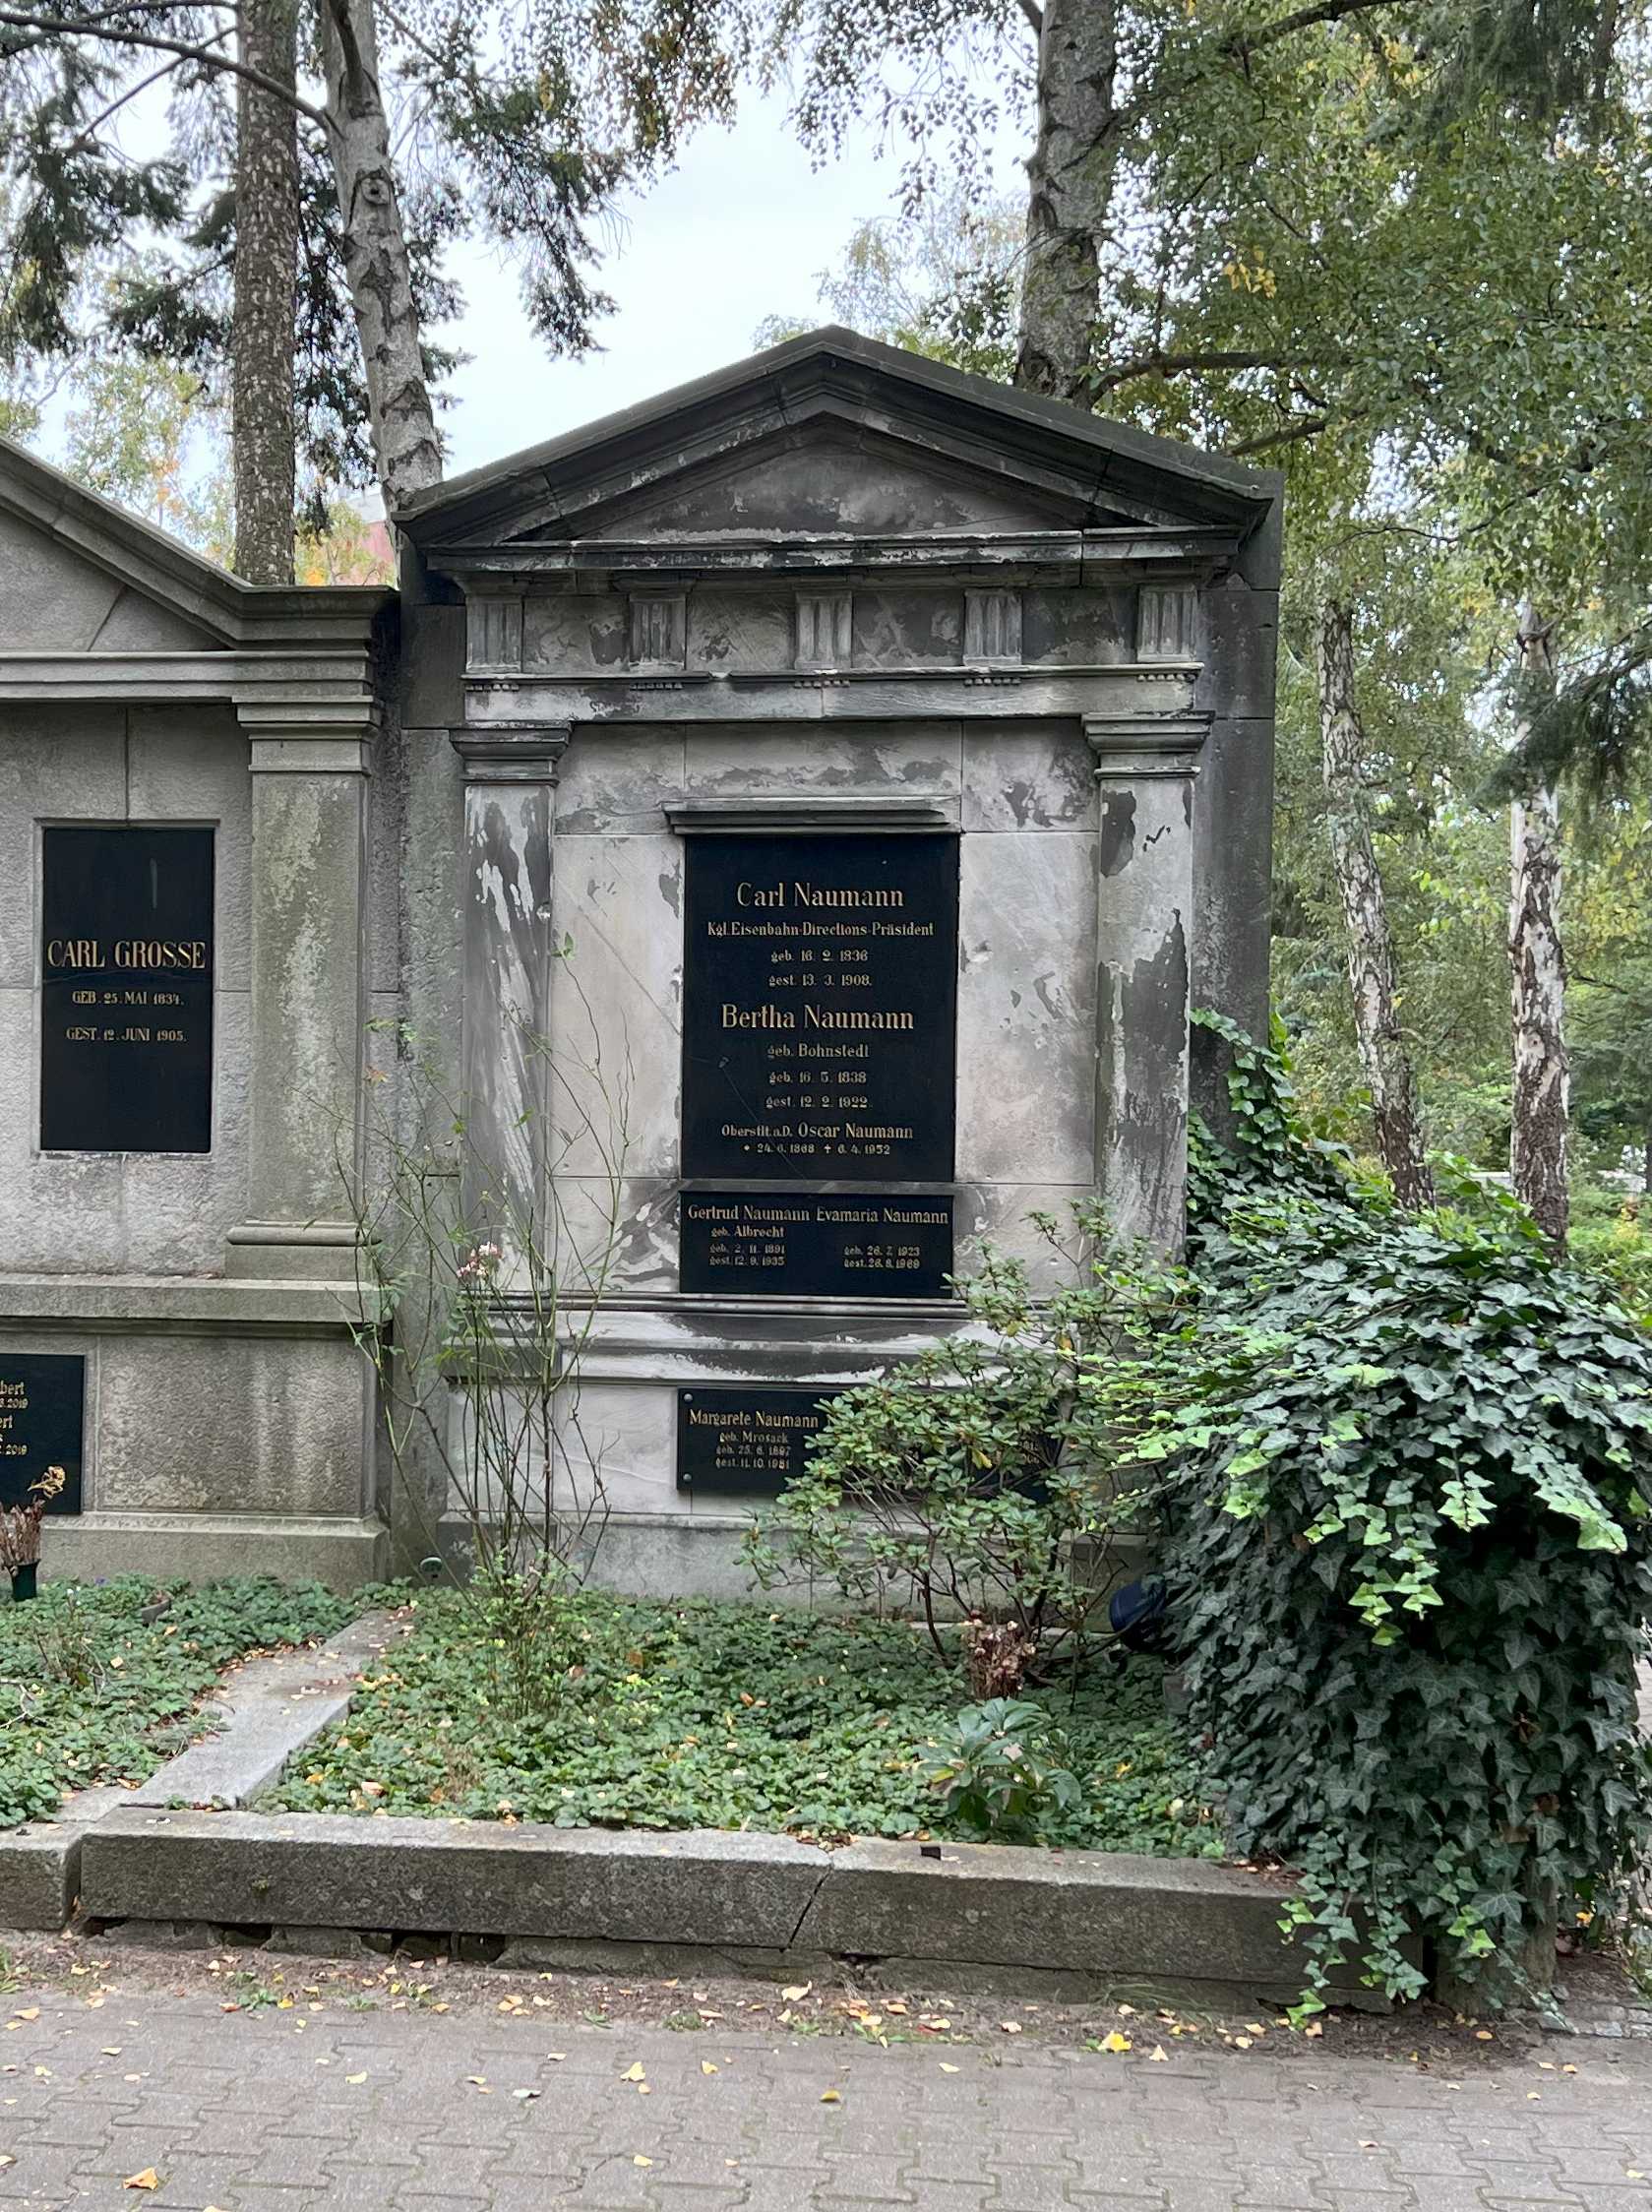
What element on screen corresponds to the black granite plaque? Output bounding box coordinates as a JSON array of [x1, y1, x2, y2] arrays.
[[681, 832, 957, 1183], [680, 1191, 952, 1297], [0, 1353, 85, 1516], [676, 1386, 843, 1497], [40, 826, 214, 1153]]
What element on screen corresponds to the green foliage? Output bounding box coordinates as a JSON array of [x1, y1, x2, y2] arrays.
[[268, 1588, 1211, 1855], [0, 1576, 353, 1830], [919, 1697, 1082, 1842], [745, 1234, 1160, 1674], [1153, 1025, 1652, 2008]]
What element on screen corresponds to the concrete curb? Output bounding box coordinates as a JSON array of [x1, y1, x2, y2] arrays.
[[77, 1808, 1337, 2002], [0, 1611, 398, 1930]]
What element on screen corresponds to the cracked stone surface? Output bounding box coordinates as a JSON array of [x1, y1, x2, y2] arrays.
[[4, 1964, 1652, 2209]]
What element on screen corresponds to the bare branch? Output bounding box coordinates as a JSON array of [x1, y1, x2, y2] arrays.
[[1016, 0, 1043, 35], [1224, 0, 1400, 64], [1090, 346, 1343, 396]]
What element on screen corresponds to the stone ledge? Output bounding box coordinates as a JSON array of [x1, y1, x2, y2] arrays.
[[0, 1275, 358, 1334], [78, 1809, 1337, 2001], [0, 1613, 394, 1930], [41, 1515, 388, 1591]]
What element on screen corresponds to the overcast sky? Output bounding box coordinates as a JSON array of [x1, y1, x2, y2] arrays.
[[439, 92, 1026, 481]]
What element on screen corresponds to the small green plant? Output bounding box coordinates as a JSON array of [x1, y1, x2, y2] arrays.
[[920, 1698, 1083, 1842]]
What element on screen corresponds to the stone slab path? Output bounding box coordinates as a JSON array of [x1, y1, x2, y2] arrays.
[[4, 1963, 1652, 2211]]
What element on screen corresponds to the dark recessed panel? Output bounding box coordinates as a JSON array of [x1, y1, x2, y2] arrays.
[[681, 832, 957, 1183], [680, 1191, 952, 1298], [0, 1352, 85, 1515], [676, 1386, 845, 1497], [40, 826, 214, 1154]]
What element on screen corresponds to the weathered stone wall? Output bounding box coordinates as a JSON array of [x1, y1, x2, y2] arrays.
[[0, 703, 253, 1275]]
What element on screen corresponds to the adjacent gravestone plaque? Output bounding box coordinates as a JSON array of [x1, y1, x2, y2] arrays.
[[681, 832, 957, 1182], [39, 826, 214, 1153], [676, 1386, 843, 1497], [680, 1191, 952, 1297], [0, 1352, 85, 1515]]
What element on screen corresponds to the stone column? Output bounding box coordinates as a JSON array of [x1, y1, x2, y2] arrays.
[[226, 707, 374, 1280], [1086, 713, 1209, 1253], [451, 724, 569, 1268]]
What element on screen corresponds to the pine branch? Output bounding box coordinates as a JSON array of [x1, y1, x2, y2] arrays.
[[0, 4, 331, 126]]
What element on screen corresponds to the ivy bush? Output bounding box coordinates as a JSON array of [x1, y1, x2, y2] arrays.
[[1145, 1015, 1652, 2010]]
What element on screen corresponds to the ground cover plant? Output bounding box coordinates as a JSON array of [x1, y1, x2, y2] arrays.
[[0, 1576, 354, 1829], [269, 1589, 1211, 1854]]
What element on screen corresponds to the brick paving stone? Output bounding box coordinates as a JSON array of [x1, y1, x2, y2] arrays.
[[6, 1979, 1652, 2210]]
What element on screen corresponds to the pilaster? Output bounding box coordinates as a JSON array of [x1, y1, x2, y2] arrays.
[[451, 724, 570, 1270], [226, 704, 376, 1281], [1086, 713, 1209, 1253]]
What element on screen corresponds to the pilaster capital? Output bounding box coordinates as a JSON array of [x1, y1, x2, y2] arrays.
[[452, 722, 573, 784], [236, 696, 378, 775], [1084, 711, 1210, 782]]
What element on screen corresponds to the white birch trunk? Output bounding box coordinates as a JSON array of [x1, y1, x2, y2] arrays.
[[1509, 606, 1569, 1248], [1013, 0, 1118, 402], [1315, 597, 1435, 1209], [319, 0, 442, 512]]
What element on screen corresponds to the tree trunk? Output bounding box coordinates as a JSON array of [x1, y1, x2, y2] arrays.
[[1013, 0, 1119, 402], [319, 0, 442, 512], [231, 0, 298, 582], [1315, 597, 1435, 1209], [1509, 606, 1568, 1249]]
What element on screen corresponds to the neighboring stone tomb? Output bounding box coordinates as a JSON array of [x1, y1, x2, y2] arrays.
[[0, 328, 1279, 1590]]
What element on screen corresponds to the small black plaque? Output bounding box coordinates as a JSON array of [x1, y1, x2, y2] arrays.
[[681, 1191, 952, 1298], [677, 1386, 843, 1497], [0, 1353, 85, 1515], [40, 826, 214, 1153], [681, 832, 957, 1183]]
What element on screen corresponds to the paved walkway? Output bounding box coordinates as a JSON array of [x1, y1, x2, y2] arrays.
[[5, 1968, 1652, 2211]]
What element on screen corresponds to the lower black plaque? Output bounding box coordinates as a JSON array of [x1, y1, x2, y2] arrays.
[[677, 1387, 843, 1497], [40, 825, 214, 1153], [681, 1192, 952, 1297], [0, 1353, 85, 1515]]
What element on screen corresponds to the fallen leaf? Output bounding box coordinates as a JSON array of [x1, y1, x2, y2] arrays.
[[820, 2088, 841, 2104], [512, 2088, 540, 2102], [999, 2021, 1022, 2036], [701, 2061, 719, 2076], [1233, 2036, 1254, 2051], [782, 1984, 812, 2002], [547, 2052, 566, 2061], [1475, 2030, 1495, 2042], [11, 2012, 37, 2025], [101, 2049, 121, 2058], [123, 2172, 162, 2192], [1359, 2141, 1377, 2150], [345, 2073, 367, 2085], [1149, 2047, 1169, 2062], [633, 2155, 652, 2169], [465, 2075, 488, 2087], [1100, 2032, 1132, 2055], [939, 2062, 960, 2074], [621, 2062, 646, 2083]]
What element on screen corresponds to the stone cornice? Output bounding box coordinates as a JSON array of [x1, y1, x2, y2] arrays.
[[0, 647, 379, 710], [665, 795, 955, 834], [463, 660, 1200, 731]]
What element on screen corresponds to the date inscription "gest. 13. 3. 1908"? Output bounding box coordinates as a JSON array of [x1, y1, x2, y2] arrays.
[[39, 825, 215, 1154]]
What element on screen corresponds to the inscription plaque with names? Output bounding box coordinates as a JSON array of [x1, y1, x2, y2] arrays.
[[40, 826, 215, 1154], [0, 1352, 85, 1515], [676, 1386, 843, 1497], [680, 1191, 953, 1298], [681, 832, 957, 1183]]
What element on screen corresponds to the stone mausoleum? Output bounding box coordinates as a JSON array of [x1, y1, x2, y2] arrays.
[[0, 330, 1279, 1590]]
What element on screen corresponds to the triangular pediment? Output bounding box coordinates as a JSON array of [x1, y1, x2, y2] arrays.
[[399, 327, 1280, 561], [514, 421, 1123, 543]]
